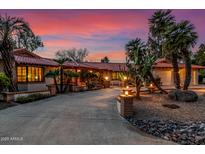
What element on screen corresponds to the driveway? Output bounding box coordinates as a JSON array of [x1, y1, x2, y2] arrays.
[[0, 88, 173, 144]]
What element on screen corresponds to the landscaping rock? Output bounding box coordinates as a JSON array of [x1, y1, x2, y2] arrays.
[[168, 89, 198, 102], [126, 117, 205, 145]]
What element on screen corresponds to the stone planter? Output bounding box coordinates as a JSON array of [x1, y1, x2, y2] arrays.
[[117, 95, 134, 118], [104, 81, 110, 88], [47, 84, 57, 96]]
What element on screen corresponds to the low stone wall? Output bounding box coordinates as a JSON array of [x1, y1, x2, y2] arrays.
[[1, 90, 50, 103]]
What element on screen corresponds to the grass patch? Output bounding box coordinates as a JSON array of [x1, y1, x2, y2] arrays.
[[16, 93, 50, 104]]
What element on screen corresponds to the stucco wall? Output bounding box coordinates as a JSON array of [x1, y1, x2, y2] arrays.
[[18, 83, 48, 91], [153, 68, 173, 86], [44, 66, 57, 85]]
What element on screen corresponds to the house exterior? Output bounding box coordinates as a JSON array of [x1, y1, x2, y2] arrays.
[[0, 48, 205, 92]]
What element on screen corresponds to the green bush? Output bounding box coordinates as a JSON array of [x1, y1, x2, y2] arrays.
[[16, 93, 50, 104], [0, 72, 10, 91]]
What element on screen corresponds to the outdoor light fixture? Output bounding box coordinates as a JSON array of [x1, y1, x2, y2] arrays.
[[105, 76, 109, 80], [89, 70, 93, 73], [77, 69, 81, 72]]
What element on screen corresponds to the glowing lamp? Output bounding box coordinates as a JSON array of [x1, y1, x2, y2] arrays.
[[125, 91, 129, 96], [77, 69, 81, 72], [89, 70, 93, 73], [35, 76, 38, 79], [105, 76, 109, 80], [126, 86, 129, 89], [150, 83, 153, 87], [124, 76, 127, 80]]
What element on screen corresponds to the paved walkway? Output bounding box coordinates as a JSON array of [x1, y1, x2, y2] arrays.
[[0, 88, 173, 144]]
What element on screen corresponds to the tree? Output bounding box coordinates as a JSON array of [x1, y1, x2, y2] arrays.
[[164, 21, 198, 90], [79, 70, 98, 89], [148, 10, 175, 58], [101, 56, 109, 63], [54, 58, 67, 93], [45, 70, 60, 93], [56, 48, 88, 63], [192, 44, 205, 66], [0, 72, 10, 91], [0, 15, 43, 91], [63, 70, 79, 92], [149, 10, 182, 89], [125, 38, 167, 98]]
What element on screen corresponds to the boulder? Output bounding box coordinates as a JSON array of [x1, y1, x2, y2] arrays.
[[168, 89, 198, 102]]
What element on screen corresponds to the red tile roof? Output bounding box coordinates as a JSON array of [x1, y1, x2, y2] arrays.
[[83, 62, 127, 71], [14, 55, 58, 66], [1, 49, 205, 70]]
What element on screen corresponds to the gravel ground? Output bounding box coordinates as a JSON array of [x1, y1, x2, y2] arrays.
[[133, 91, 205, 122], [129, 91, 205, 144]]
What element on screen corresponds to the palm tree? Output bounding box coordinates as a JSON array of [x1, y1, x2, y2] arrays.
[[173, 21, 198, 90], [149, 10, 184, 89], [54, 58, 67, 93], [148, 10, 175, 57], [45, 70, 60, 93], [0, 15, 43, 91]]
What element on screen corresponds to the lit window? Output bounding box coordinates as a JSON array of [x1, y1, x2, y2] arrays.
[[17, 66, 27, 82], [28, 67, 43, 82], [17, 66, 43, 82]]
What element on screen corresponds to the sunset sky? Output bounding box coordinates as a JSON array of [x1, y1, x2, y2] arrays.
[[0, 10, 205, 62]]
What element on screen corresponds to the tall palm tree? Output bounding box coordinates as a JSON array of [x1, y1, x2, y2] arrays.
[[173, 21, 198, 90], [0, 15, 43, 91], [149, 10, 183, 89], [148, 10, 175, 57]]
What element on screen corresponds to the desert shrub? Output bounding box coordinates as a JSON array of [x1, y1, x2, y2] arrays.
[[16, 93, 50, 104], [0, 72, 10, 91]]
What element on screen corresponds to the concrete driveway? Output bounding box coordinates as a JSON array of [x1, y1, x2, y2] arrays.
[[0, 88, 173, 144]]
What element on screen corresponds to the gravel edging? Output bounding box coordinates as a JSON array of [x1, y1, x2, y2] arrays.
[[127, 117, 205, 145]]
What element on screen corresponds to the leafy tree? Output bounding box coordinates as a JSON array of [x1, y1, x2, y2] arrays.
[[0, 15, 43, 91], [125, 38, 167, 98], [0, 72, 10, 91], [80, 70, 98, 89], [56, 48, 88, 63], [101, 56, 109, 63]]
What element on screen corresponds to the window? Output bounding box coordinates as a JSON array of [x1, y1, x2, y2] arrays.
[[17, 66, 27, 82], [28, 67, 43, 82], [17, 66, 44, 82]]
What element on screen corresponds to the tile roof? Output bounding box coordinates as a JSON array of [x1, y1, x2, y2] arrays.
[[14, 55, 58, 66], [1, 48, 205, 70], [82, 62, 128, 71]]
